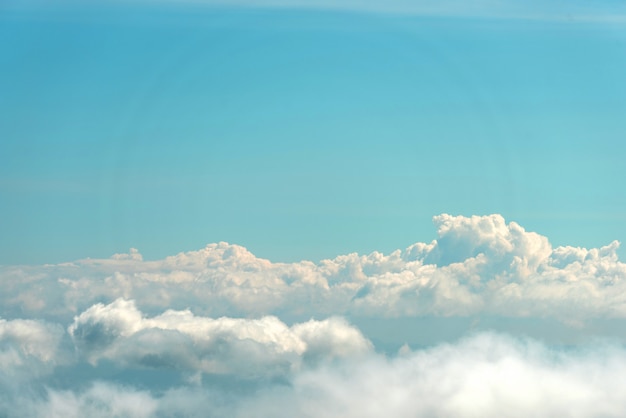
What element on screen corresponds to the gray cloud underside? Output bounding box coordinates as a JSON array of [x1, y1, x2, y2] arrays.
[[2, 214, 625, 324]]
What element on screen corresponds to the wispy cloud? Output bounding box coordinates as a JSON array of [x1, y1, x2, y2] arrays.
[[128, 0, 626, 22], [5, 0, 626, 22]]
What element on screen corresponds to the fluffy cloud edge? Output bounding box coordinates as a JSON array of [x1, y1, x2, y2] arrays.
[[6, 332, 626, 418], [2, 214, 625, 324], [68, 299, 372, 377]]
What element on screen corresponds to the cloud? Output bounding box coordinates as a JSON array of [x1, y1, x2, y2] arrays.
[[2, 214, 625, 326], [0, 317, 67, 418], [0, 318, 65, 380], [1, 286, 626, 417], [68, 299, 372, 377], [40, 382, 157, 418], [11, 333, 626, 418], [424, 214, 552, 269], [240, 333, 626, 418]]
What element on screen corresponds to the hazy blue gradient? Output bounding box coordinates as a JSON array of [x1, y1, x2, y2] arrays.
[[1, 2, 626, 264]]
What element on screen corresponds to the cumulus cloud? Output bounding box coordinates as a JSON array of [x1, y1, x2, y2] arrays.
[[2, 214, 625, 325], [11, 333, 626, 418], [68, 299, 372, 377], [2, 215, 625, 416]]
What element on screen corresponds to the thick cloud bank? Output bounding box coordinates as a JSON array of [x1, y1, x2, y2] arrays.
[[239, 334, 626, 418], [68, 299, 371, 377], [2, 214, 626, 416], [6, 333, 626, 418], [2, 214, 624, 323]]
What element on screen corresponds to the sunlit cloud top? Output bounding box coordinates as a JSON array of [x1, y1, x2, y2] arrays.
[[2, 215, 626, 417], [3, 214, 625, 325]]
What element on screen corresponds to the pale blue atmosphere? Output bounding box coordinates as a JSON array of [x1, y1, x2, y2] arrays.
[[1, 1, 626, 264], [4, 2, 626, 416]]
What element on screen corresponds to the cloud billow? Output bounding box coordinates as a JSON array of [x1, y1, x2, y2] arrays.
[[1, 214, 624, 323], [1, 212, 626, 417], [68, 299, 372, 377], [11, 333, 626, 418]]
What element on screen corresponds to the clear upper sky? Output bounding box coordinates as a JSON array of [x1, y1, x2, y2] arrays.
[[1, 0, 626, 264]]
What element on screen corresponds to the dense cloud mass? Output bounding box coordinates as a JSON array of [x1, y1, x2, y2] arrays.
[[0, 318, 65, 380], [4, 333, 626, 417], [1, 214, 624, 323], [2, 214, 626, 416], [68, 299, 371, 376]]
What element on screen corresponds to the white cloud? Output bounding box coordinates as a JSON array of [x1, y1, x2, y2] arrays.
[[68, 299, 372, 377], [2, 214, 626, 327], [12, 333, 626, 418], [1, 290, 625, 417], [0, 317, 67, 417], [40, 382, 157, 418], [242, 333, 626, 418], [0, 318, 65, 381]]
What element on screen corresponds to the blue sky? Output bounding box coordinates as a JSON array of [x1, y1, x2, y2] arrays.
[[1, 1, 626, 264], [3, 2, 626, 416]]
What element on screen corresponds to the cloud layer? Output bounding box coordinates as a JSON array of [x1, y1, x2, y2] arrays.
[[238, 333, 626, 418], [7, 332, 626, 418], [2, 214, 625, 324], [2, 214, 626, 416]]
